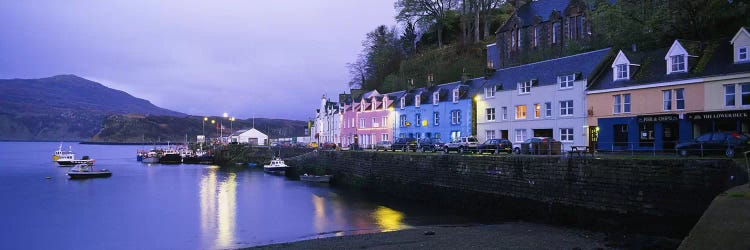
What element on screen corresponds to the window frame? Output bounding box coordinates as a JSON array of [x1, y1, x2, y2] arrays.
[[558, 74, 575, 89], [515, 129, 527, 142], [675, 88, 685, 110], [400, 97, 405, 109], [615, 64, 628, 80], [515, 105, 527, 120], [486, 130, 496, 140], [450, 110, 461, 125], [670, 55, 686, 73], [433, 112, 439, 126], [613, 94, 621, 114], [725, 84, 736, 106], [663, 90, 672, 111], [486, 108, 496, 121], [560, 128, 574, 142], [359, 118, 365, 128], [559, 100, 573, 116], [433, 92, 439, 105], [544, 102, 552, 117], [452, 89, 459, 103], [415, 95, 420, 107], [415, 113, 421, 127], [739, 47, 749, 62], [502, 107, 508, 120], [518, 81, 531, 94], [742, 83, 750, 106], [484, 86, 495, 98], [623, 94, 631, 113], [534, 103, 540, 119]]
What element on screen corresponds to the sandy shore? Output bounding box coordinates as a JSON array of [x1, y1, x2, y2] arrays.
[[246, 222, 614, 250]]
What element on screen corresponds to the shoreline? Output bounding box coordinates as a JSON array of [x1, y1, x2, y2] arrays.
[[245, 222, 621, 250]]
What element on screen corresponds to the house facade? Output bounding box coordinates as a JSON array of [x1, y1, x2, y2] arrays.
[[230, 128, 268, 145], [393, 80, 481, 141], [340, 90, 399, 148], [587, 27, 750, 151], [477, 48, 612, 150], [313, 95, 342, 145]]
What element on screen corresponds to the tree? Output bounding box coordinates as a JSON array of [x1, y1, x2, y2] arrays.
[[476, 0, 504, 40], [395, 0, 458, 48], [347, 25, 404, 91], [401, 21, 418, 56]]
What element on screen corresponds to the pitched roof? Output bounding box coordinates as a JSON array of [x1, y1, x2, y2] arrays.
[[588, 38, 750, 91], [484, 48, 612, 90], [514, 0, 568, 25]]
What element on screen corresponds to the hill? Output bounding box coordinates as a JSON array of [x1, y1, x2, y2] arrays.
[[0, 75, 186, 140], [90, 114, 307, 143]]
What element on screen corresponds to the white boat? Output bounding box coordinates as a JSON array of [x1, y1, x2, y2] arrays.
[[52, 144, 75, 162], [263, 157, 289, 175], [56, 154, 94, 166], [67, 163, 112, 179], [141, 150, 160, 163], [300, 174, 332, 183]]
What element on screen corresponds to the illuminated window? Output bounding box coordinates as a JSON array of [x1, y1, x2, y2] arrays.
[[534, 104, 540, 118], [515, 105, 526, 119]]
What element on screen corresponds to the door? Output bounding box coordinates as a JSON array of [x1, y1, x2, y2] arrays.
[[662, 122, 679, 150], [613, 124, 628, 148], [588, 126, 598, 152]]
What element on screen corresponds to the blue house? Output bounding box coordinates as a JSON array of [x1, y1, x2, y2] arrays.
[[393, 79, 483, 142]]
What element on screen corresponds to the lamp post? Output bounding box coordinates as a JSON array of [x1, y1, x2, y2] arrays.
[[230, 117, 235, 137], [221, 112, 228, 143], [211, 119, 216, 142], [202, 117, 208, 141]]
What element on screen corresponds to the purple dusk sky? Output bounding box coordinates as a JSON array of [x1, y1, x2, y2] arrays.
[[0, 1, 396, 120]]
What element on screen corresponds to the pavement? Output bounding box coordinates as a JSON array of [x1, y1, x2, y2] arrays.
[[678, 184, 750, 250], [246, 222, 613, 250]]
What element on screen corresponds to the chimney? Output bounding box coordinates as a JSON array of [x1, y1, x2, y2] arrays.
[[427, 74, 434, 86], [461, 68, 470, 83], [350, 88, 364, 99], [631, 43, 637, 52]]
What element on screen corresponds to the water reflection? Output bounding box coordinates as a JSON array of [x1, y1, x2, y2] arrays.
[[200, 166, 237, 249], [371, 206, 406, 232], [312, 194, 326, 232]]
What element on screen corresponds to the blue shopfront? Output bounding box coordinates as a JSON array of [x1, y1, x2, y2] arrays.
[[597, 114, 692, 151]]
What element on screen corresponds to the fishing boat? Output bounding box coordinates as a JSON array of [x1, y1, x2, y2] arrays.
[[300, 174, 332, 183], [67, 163, 112, 179], [263, 157, 289, 175], [159, 148, 182, 164], [52, 144, 75, 162], [141, 150, 161, 163], [56, 155, 94, 166]]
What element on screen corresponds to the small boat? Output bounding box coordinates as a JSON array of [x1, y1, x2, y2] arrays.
[[57, 155, 94, 166], [53, 144, 75, 162], [141, 150, 161, 163], [263, 157, 289, 175], [67, 163, 112, 179], [247, 162, 258, 168], [300, 174, 332, 183]]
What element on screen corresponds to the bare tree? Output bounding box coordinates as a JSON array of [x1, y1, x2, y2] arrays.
[[395, 0, 458, 48]]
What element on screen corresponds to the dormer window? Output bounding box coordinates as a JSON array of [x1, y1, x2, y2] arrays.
[[518, 81, 531, 94], [433, 92, 439, 105], [615, 64, 629, 80], [400, 97, 405, 109], [371, 99, 376, 111], [670, 55, 686, 73], [360, 101, 364, 112], [452, 89, 459, 103], [739, 47, 749, 62], [484, 86, 495, 98], [415, 95, 421, 107]]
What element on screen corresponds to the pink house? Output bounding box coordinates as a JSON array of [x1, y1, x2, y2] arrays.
[[340, 90, 402, 148]]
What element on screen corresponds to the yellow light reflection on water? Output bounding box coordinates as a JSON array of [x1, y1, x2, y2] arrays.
[[312, 194, 326, 232], [371, 206, 406, 232], [200, 168, 237, 249]]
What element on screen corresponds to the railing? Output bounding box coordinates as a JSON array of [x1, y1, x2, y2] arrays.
[[595, 140, 742, 158]]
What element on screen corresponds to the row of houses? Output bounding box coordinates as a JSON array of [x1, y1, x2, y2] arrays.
[[311, 26, 750, 151]]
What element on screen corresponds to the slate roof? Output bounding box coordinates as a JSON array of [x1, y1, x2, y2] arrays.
[[514, 0, 568, 25], [483, 48, 612, 90], [588, 38, 750, 91]]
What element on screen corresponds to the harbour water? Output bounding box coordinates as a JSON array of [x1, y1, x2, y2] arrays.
[[0, 142, 476, 249]]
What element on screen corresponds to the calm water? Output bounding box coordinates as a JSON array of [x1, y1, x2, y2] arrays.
[[0, 142, 476, 250]]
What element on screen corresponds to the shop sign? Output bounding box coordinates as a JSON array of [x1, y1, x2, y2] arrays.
[[686, 110, 750, 120], [637, 114, 679, 123]]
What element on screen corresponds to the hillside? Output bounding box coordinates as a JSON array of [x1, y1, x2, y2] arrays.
[[90, 114, 307, 143], [0, 75, 186, 140]]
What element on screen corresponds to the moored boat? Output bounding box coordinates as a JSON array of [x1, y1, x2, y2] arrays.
[[53, 144, 75, 162], [141, 150, 161, 163], [56, 155, 94, 166], [263, 157, 289, 175], [159, 148, 182, 164], [67, 163, 112, 179], [300, 174, 332, 183]]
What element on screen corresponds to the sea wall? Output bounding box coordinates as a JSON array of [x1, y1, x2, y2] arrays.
[[214, 145, 313, 165], [286, 151, 745, 236]]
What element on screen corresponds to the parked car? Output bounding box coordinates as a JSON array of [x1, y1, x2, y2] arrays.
[[444, 136, 480, 153], [477, 139, 513, 154], [675, 131, 750, 157], [321, 142, 337, 150], [513, 137, 558, 155], [417, 138, 445, 152], [391, 138, 418, 152], [374, 141, 392, 151]]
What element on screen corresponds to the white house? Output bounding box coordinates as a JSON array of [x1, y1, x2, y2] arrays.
[[231, 128, 268, 145], [476, 48, 612, 150], [313, 94, 342, 145]]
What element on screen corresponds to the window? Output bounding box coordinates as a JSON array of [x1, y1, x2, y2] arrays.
[[552, 22, 560, 44], [743, 83, 750, 106], [484, 86, 495, 98], [663, 90, 672, 111], [739, 47, 749, 62], [560, 128, 574, 142], [613, 95, 621, 114], [372, 118, 378, 127], [486, 108, 495, 121], [359, 118, 365, 128], [399, 115, 407, 127], [360, 101, 364, 112], [623, 94, 631, 113], [615, 64, 628, 80], [415, 96, 421, 107], [559, 100, 573, 116], [576, 16, 583, 39], [545, 102, 552, 117], [451, 110, 461, 124], [433, 112, 439, 126], [725, 84, 736, 106], [515, 105, 526, 119], [400, 97, 405, 109], [515, 129, 527, 142], [502, 107, 508, 120], [517, 28, 522, 48], [559, 74, 575, 88], [415, 114, 421, 127], [452, 89, 459, 103], [511, 29, 516, 49], [382, 134, 388, 142], [533, 26, 539, 47], [671, 55, 686, 73], [569, 16, 575, 39], [518, 81, 531, 94], [433, 92, 439, 105], [534, 103, 540, 118], [451, 131, 461, 141], [382, 117, 388, 127], [486, 130, 496, 140], [675, 89, 685, 110]]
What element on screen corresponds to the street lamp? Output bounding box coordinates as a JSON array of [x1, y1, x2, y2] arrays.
[[230, 117, 235, 136], [202, 117, 208, 140], [211, 119, 216, 140]]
